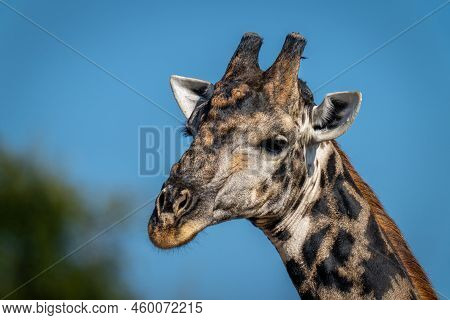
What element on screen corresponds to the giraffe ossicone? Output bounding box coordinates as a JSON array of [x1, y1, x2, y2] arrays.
[[148, 32, 436, 300]]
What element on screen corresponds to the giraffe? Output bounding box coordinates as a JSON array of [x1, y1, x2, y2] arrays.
[[148, 32, 437, 299]]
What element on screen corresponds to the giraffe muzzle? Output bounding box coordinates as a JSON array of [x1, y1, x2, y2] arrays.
[[153, 185, 195, 224], [148, 184, 206, 249]]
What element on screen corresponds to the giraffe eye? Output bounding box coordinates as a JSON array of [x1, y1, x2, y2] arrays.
[[261, 135, 288, 155]]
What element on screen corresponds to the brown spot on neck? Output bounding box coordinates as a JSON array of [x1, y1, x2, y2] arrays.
[[333, 141, 437, 299]]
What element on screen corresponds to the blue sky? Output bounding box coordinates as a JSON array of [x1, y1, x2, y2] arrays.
[[0, 0, 449, 299]]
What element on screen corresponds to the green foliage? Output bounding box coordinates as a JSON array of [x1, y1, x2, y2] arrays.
[[0, 147, 130, 299]]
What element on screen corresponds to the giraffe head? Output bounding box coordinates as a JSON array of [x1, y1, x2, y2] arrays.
[[148, 33, 362, 248]]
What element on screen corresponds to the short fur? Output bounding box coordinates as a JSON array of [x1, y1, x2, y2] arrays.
[[334, 142, 437, 299]]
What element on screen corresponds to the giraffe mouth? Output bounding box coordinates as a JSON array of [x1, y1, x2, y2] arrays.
[[148, 204, 212, 249], [148, 218, 204, 249]]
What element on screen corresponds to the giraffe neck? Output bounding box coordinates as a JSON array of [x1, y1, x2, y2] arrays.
[[253, 141, 435, 299]]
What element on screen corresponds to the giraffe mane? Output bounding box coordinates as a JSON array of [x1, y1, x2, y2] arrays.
[[333, 141, 438, 300]]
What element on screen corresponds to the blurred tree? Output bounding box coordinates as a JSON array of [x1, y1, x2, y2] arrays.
[[0, 146, 131, 299]]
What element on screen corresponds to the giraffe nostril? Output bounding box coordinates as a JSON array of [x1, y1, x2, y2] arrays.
[[179, 197, 188, 211], [156, 188, 166, 214], [174, 189, 192, 215]]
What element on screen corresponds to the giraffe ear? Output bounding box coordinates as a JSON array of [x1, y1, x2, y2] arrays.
[[310, 91, 362, 142], [170, 75, 214, 119]]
